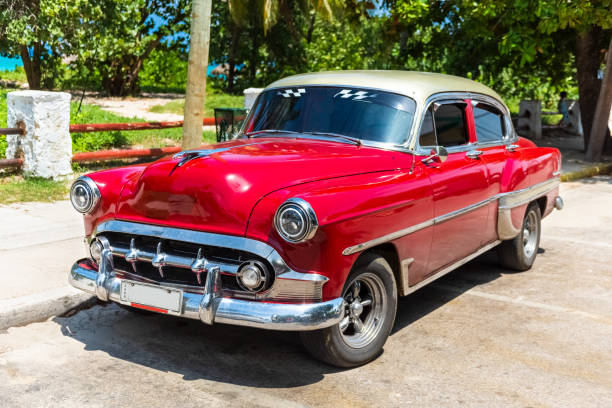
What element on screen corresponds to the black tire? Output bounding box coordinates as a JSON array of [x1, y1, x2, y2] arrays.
[[300, 253, 397, 368], [498, 202, 541, 271]]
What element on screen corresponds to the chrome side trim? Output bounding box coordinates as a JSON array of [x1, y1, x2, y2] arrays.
[[403, 240, 501, 295], [498, 178, 560, 210], [497, 208, 521, 240], [342, 177, 560, 256], [342, 219, 434, 256], [496, 178, 560, 240], [69, 260, 344, 331]]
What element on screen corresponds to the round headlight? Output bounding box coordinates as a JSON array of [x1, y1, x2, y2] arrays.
[[274, 198, 318, 243], [70, 176, 100, 214]]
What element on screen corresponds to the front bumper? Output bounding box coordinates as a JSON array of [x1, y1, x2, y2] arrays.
[[69, 259, 345, 331]]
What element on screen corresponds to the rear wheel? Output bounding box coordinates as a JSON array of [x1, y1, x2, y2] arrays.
[[498, 202, 541, 271], [300, 253, 397, 368]]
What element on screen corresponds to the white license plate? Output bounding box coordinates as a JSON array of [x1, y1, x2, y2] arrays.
[[120, 281, 182, 313]]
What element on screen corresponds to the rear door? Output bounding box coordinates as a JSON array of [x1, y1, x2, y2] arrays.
[[471, 99, 516, 244], [417, 98, 491, 275]]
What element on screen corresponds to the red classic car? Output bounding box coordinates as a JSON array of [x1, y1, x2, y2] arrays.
[[69, 71, 563, 367]]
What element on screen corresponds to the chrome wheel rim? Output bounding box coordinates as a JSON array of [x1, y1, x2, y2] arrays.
[[522, 210, 538, 258], [338, 273, 387, 349]]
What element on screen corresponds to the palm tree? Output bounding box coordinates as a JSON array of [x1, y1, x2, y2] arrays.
[[228, 0, 344, 35]]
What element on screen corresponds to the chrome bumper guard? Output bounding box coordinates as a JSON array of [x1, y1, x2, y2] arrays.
[[69, 258, 345, 331]]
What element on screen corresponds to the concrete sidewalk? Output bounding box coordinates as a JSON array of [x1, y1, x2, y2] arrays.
[[0, 201, 94, 329]]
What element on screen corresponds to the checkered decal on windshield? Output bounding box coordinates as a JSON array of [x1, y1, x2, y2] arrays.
[[279, 88, 306, 98], [334, 89, 375, 100]]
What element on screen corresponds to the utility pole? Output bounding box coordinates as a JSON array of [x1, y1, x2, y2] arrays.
[[586, 37, 612, 162], [182, 0, 213, 150]]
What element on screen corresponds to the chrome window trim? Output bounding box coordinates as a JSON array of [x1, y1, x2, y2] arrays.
[[342, 177, 560, 256], [409, 91, 518, 154]]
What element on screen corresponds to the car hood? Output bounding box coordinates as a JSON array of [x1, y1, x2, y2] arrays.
[[115, 137, 404, 236]]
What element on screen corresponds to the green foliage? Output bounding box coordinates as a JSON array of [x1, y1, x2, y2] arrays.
[[304, 15, 387, 71], [140, 47, 188, 93], [64, 0, 190, 96]]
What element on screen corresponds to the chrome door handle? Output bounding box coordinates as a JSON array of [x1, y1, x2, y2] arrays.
[[506, 144, 520, 152], [466, 150, 483, 159]]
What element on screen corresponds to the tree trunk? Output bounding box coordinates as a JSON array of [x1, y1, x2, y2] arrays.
[[306, 13, 316, 44], [227, 23, 239, 94], [182, 0, 213, 150], [586, 36, 612, 162], [575, 26, 603, 150], [19, 44, 41, 90], [250, 23, 258, 83]]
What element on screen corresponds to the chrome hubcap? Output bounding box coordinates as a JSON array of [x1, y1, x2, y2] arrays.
[[522, 210, 538, 258], [339, 273, 386, 349]]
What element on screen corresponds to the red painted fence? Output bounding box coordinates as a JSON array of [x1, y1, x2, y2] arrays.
[[0, 117, 217, 169]]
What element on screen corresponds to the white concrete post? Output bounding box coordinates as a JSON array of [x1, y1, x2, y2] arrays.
[[6, 91, 72, 180], [566, 100, 584, 137], [243, 88, 264, 110], [518, 100, 542, 140]]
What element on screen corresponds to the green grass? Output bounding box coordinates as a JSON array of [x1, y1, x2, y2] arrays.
[[0, 67, 27, 84], [150, 93, 244, 117], [0, 175, 70, 204]]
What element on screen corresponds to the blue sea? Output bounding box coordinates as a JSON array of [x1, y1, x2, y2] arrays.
[[0, 56, 22, 71]]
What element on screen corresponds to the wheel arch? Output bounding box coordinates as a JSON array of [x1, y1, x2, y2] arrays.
[[351, 243, 403, 296]]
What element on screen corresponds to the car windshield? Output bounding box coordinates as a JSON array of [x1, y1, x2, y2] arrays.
[[244, 86, 416, 145]]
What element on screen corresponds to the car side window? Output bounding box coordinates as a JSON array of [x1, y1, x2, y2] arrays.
[[418, 108, 436, 147], [474, 103, 505, 143], [433, 103, 468, 147]]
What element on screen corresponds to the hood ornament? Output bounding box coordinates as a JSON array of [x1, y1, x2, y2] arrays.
[[172, 147, 232, 168]]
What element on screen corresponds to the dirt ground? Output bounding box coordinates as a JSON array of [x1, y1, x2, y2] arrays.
[[78, 92, 184, 122]]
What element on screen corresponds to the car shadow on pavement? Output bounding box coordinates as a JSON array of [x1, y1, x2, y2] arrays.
[[53, 249, 523, 387], [392, 249, 510, 334]]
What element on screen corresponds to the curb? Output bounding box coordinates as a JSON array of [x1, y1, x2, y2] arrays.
[[0, 286, 95, 330], [561, 162, 612, 182]]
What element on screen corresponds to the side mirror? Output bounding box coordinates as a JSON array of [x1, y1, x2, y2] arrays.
[[422, 146, 448, 164]]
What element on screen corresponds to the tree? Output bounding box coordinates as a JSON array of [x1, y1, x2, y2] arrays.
[[182, 0, 212, 149], [386, 0, 611, 160], [0, 0, 79, 89], [69, 0, 190, 96]]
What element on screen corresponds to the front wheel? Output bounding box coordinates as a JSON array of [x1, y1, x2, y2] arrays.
[[498, 202, 541, 271], [300, 253, 397, 368]]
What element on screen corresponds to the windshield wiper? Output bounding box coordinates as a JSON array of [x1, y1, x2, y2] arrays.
[[305, 131, 362, 146], [244, 129, 302, 138]]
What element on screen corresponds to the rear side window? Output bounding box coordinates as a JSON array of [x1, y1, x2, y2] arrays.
[[434, 103, 468, 147], [474, 104, 505, 143]]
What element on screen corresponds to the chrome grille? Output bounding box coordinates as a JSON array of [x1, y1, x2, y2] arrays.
[[100, 232, 270, 291]]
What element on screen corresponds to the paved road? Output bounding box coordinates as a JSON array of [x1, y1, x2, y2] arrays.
[[0, 201, 82, 299], [1, 176, 611, 407]]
